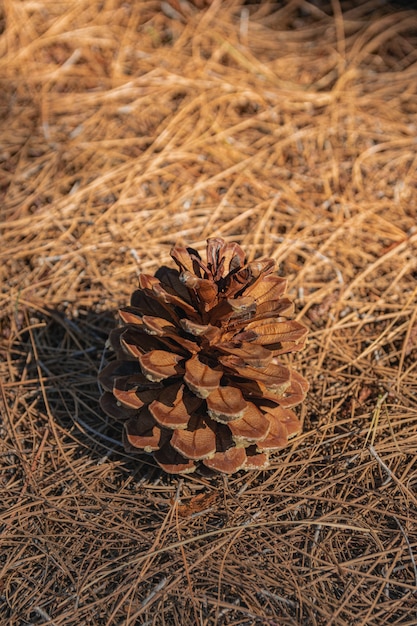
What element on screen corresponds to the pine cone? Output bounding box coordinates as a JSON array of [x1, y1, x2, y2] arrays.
[[99, 238, 308, 474]]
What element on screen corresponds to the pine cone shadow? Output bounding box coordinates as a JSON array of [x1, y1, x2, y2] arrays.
[[5, 305, 166, 481]]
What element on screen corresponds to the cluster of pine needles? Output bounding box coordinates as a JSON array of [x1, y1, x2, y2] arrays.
[[1, 0, 417, 624]]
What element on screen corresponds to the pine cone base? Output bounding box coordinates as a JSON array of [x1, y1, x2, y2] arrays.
[[99, 238, 308, 474]]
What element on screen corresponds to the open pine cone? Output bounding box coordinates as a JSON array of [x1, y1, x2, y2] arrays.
[[99, 238, 308, 474]]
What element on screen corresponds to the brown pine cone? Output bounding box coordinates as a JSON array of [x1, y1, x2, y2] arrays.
[[99, 238, 308, 474]]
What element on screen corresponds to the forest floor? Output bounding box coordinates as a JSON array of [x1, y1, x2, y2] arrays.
[[1, 1, 417, 624]]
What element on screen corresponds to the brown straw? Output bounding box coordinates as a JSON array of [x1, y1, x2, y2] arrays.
[[1, 1, 417, 623]]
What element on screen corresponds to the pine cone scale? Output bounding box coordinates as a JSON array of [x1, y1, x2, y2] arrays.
[[124, 409, 165, 453], [154, 444, 196, 474], [247, 320, 308, 343], [215, 342, 272, 368], [243, 446, 270, 470], [204, 446, 247, 474], [139, 350, 184, 382], [255, 413, 289, 451], [184, 355, 223, 398], [149, 383, 202, 429], [218, 356, 291, 392], [245, 274, 288, 303], [206, 385, 248, 423], [228, 403, 270, 443], [170, 415, 217, 460], [100, 392, 138, 421]]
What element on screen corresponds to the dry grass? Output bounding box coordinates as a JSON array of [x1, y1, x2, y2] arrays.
[[1, 0, 417, 624]]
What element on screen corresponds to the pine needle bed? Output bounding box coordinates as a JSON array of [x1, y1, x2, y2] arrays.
[[1, 1, 417, 624]]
